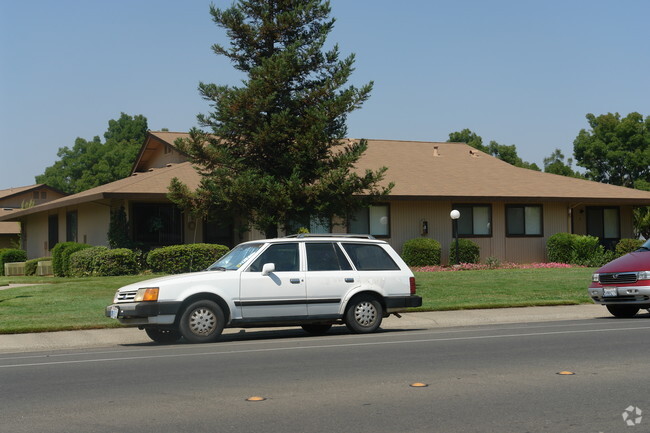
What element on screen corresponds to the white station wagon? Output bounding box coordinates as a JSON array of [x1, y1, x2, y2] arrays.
[[106, 234, 422, 344]]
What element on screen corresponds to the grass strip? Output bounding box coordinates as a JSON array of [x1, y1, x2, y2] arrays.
[[0, 267, 596, 334]]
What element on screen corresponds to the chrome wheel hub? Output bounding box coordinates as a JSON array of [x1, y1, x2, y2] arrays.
[[189, 308, 217, 336], [354, 302, 377, 327]]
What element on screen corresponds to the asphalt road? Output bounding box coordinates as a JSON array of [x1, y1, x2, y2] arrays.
[[2, 318, 649, 433]]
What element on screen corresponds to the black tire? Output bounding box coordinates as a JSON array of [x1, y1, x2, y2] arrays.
[[301, 324, 332, 335], [345, 295, 383, 334], [145, 327, 182, 344], [606, 305, 640, 318], [178, 300, 225, 344]]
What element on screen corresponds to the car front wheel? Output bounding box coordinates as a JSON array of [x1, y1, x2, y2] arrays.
[[606, 305, 640, 318], [145, 327, 181, 344], [345, 295, 383, 334], [179, 300, 225, 344]]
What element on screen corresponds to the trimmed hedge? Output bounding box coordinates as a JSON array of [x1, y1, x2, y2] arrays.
[[51, 242, 92, 277], [147, 243, 230, 274], [25, 257, 51, 276], [546, 233, 575, 264], [449, 239, 480, 264], [0, 249, 27, 276], [615, 238, 644, 257], [69, 247, 139, 277], [401, 238, 441, 267], [546, 233, 614, 267]]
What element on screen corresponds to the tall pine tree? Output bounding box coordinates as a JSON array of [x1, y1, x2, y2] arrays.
[[169, 0, 391, 237]]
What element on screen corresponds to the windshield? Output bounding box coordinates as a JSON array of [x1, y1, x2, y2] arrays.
[[640, 239, 650, 251], [208, 243, 263, 270]]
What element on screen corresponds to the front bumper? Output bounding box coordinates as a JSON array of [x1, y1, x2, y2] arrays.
[[588, 285, 650, 305], [105, 302, 182, 326], [384, 295, 422, 313]]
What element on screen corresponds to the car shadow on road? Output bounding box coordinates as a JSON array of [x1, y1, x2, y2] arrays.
[[119, 325, 423, 347]]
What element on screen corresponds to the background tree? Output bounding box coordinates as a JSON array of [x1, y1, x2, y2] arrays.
[[543, 148, 582, 178], [170, 0, 391, 238], [573, 112, 650, 188], [447, 129, 540, 171], [36, 113, 148, 193]]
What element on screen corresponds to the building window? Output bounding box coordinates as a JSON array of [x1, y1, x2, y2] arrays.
[[66, 211, 78, 242], [287, 215, 331, 235], [48, 214, 59, 250], [587, 206, 620, 250], [132, 203, 183, 247], [348, 204, 390, 237], [453, 204, 492, 237], [506, 205, 542, 237]]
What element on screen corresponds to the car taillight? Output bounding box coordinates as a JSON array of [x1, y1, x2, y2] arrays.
[[409, 277, 416, 295]]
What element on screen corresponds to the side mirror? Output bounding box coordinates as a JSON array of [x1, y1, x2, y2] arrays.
[[261, 263, 275, 276]]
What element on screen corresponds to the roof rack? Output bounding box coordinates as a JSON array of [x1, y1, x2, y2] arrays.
[[284, 233, 376, 240]]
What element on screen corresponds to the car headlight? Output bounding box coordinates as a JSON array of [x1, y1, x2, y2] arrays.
[[134, 287, 159, 302], [638, 271, 650, 281], [592, 273, 600, 283]]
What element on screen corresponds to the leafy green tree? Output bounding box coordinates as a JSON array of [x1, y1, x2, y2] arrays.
[[573, 112, 650, 188], [543, 148, 583, 177], [36, 113, 148, 193], [448, 129, 488, 153], [447, 129, 540, 171], [170, 0, 391, 238]]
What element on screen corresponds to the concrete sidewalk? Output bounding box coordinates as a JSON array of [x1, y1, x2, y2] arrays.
[[0, 304, 612, 354]]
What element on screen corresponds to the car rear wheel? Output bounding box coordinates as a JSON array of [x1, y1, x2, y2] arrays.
[[606, 305, 640, 318], [345, 295, 383, 334], [145, 327, 181, 344], [301, 324, 332, 335], [179, 300, 225, 344]]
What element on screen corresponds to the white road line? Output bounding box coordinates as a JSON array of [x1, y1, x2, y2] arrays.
[[1, 325, 649, 369]]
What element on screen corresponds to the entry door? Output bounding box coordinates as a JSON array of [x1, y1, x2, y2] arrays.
[[239, 243, 307, 319]]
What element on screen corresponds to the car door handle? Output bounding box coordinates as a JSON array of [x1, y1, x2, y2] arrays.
[[290, 278, 301, 284], [345, 278, 354, 283]]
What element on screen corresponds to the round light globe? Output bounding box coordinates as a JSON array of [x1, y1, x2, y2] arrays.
[[450, 209, 460, 220]]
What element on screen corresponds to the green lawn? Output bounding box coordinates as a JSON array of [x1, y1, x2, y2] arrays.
[[0, 267, 596, 334], [414, 267, 595, 311]]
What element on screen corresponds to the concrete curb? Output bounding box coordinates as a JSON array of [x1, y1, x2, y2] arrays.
[[0, 304, 612, 354]]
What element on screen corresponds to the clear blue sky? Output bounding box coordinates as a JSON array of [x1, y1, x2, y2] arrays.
[[1, 0, 648, 189]]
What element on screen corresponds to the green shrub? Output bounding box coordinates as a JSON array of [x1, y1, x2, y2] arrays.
[[615, 238, 644, 257], [147, 243, 230, 274], [94, 248, 139, 276], [546, 232, 575, 263], [0, 249, 27, 276], [69, 247, 109, 277], [51, 242, 92, 277], [449, 239, 480, 264], [401, 238, 441, 267], [25, 257, 51, 276], [69, 247, 138, 277]]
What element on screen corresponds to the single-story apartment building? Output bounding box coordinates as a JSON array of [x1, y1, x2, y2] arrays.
[[0, 184, 66, 249], [3, 131, 650, 263]]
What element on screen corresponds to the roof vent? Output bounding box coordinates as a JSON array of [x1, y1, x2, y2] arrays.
[[166, 163, 173, 167], [433, 146, 440, 157], [469, 150, 480, 158], [148, 168, 155, 172]]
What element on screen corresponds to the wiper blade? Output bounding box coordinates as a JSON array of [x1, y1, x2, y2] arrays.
[[209, 266, 227, 271]]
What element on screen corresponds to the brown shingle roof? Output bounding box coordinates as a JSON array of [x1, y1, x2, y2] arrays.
[[356, 140, 650, 203], [0, 162, 201, 220]]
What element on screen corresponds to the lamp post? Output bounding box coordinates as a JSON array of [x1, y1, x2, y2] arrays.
[[450, 209, 460, 265]]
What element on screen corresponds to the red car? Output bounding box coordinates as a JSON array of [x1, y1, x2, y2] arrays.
[[589, 239, 650, 318]]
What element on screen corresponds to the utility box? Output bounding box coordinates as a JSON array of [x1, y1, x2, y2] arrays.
[[4, 262, 26, 276], [37, 260, 53, 276]]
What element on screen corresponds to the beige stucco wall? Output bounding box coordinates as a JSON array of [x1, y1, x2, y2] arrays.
[[20, 203, 110, 259], [386, 200, 579, 264]]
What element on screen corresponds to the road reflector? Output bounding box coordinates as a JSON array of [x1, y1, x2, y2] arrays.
[[410, 382, 429, 387], [557, 371, 575, 375], [246, 396, 267, 401]]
